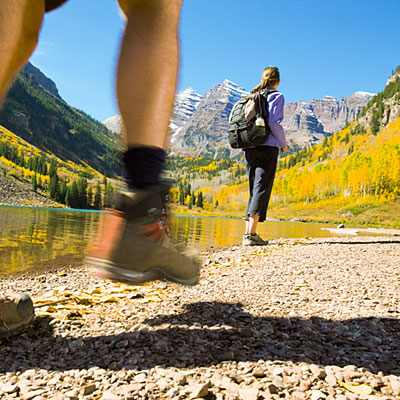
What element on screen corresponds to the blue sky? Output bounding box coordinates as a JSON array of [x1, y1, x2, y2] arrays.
[[30, 0, 400, 122]]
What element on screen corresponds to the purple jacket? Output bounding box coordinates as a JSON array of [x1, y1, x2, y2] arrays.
[[261, 89, 287, 149]]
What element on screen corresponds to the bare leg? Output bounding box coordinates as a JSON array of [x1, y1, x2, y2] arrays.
[[0, 0, 44, 102], [116, 0, 182, 149], [246, 214, 260, 234], [0, 0, 44, 336]]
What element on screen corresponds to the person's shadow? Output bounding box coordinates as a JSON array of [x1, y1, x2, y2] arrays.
[[1, 301, 399, 375]]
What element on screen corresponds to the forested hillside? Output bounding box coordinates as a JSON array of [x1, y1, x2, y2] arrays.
[[0, 63, 121, 177], [0, 125, 118, 209]]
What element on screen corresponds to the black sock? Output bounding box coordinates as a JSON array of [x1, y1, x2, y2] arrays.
[[122, 146, 166, 188]]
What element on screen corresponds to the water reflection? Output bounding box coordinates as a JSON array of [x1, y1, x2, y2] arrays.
[[169, 215, 340, 249], [0, 206, 100, 275], [0, 206, 343, 275]]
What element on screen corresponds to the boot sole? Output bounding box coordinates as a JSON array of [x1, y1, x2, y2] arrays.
[[86, 256, 199, 286]]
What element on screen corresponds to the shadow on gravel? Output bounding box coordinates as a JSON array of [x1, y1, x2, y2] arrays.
[[1, 302, 399, 375]]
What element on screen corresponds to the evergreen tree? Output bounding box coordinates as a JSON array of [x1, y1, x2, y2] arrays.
[[370, 112, 380, 135], [31, 173, 37, 193], [188, 195, 194, 209], [103, 183, 115, 208], [66, 181, 79, 208], [179, 190, 185, 205], [18, 153, 25, 168], [87, 186, 93, 208], [76, 178, 88, 208], [49, 158, 57, 177], [49, 173, 59, 200], [59, 181, 67, 204], [93, 182, 102, 209], [196, 191, 204, 208]]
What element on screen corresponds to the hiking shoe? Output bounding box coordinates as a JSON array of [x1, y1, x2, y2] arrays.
[[85, 180, 199, 285], [242, 233, 268, 246], [0, 293, 35, 337]]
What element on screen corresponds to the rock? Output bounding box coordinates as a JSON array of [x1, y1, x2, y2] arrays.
[[134, 373, 147, 383], [311, 390, 327, 400], [228, 372, 244, 384], [21, 389, 46, 400], [272, 367, 285, 376], [172, 372, 187, 385], [299, 379, 312, 392], [189, 382, 209, 398], [156, 379, 170, 392], [115, 384, 142, 396], [238, 386, 259, 400], [99, 391, 121, 400], [225, 382, 240, 397], [310, 364, 326, 379], [252, 367, 266, 378], [63, 389, 79, 399], [265, 383, 279, 395], [325, 373, 337, 387], [0, 383, 18, 394], [390, 379, 400, 396], [213, 376, 232, 389], [81, 384, 97, 396]]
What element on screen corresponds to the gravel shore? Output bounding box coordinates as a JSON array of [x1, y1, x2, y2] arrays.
[[0, 236, 399, 399], [0, 175, 59, 208]]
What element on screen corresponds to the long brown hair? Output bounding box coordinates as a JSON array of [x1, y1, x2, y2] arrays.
[[252, 67, 280, 93]]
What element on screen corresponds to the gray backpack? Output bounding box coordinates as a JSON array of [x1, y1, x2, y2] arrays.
[[228, 88, 275, 149]]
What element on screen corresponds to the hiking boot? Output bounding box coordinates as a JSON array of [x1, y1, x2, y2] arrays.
[[85, 180, 199, 285], [242, 233, 268, 246], [0, 293, 35, 337]]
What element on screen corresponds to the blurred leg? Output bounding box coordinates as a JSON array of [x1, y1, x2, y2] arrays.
[[88, 0, 199, 286], [116, 0, 182, 149], [0, 0, 44, 335], [0, 0, 44, 102]]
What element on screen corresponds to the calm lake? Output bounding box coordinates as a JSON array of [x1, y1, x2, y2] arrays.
[[0, 205, 348, 275]]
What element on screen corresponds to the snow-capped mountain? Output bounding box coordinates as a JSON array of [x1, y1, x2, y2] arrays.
[[169, 80, 248, 157], [169, 87, 202, 143], [102, 80, 374, 157], [102, 115, 123, 134]]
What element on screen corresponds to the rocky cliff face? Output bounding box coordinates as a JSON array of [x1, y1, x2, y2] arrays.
[[169, 80, 248, 157], [282, 91, 374, 149], [103, 80, 374, 157], [22, 62, 60, 98]]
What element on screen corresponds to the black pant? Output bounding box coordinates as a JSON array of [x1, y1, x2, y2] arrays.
[[244, 146, 279, 222]]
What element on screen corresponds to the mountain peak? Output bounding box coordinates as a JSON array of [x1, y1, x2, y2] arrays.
[[22, 62, 60, 98]]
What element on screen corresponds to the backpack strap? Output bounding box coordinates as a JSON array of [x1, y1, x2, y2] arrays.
[[259, 88, 277, 121], [254, 92, 264, 119]]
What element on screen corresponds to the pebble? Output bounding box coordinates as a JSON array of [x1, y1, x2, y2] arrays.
[[0, 236, 399, 399]]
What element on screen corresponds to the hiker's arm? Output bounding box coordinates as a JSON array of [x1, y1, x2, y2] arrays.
[[268, 93, 287, 149]]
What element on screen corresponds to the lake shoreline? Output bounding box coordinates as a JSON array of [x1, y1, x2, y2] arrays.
[[1, 236, 399, 399]]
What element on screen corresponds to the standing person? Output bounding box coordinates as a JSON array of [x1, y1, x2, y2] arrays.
[[242, 67, 288, 246], [0, 0, 199, 337]]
